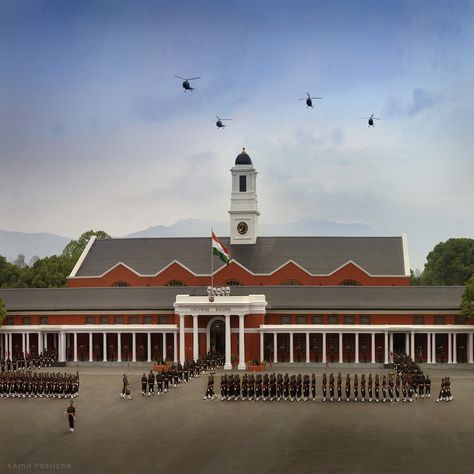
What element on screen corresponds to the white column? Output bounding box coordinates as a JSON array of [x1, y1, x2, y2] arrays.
[[103, 333, 107, 362], [26, 333, 30, 354], [117, 333, 122, 362], [410, 332, 415, 360], [427, 333, 431, 363], [132, 333, 136, 362], [89, 333, 93, 362], [384, 332, 388, 364], [371, 333, 375, 363], [147, 332, 151, 362], [468, 333, 474, 364], [289, 333, 294, 363], [448, 332, 452, 363], [162, 333, 166, 361], [9, 333, 13, 358], [37, 332, 41, 354], [44, 332, 48, 351], [338, 333, 343, 363], [305, 333, 310, 363], [432, 333, 437, 364], [21, 333, 25, 355], [192, 315, 199, 361], [405, 332, 409, 354], [273, 332, 278, 363], [173, 332, 177, 362], [238, 314, 245, 370], [179, 315, 185, 364], [224, 314, 232, 370], [452, 333, 457, 364], [322, 333, 327, 364], [355, 333, 359, 364], [389, 333, 394, 363], [73, 333, 78, 362], [60, 332, 66, 362], [259, 332, 264, 362]]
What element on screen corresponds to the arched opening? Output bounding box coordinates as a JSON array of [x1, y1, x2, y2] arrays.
[[112, 281, 130, 287], [209, 319, 225, 356], [340, 279, 361, 286]]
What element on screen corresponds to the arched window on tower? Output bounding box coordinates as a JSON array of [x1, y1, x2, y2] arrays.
[[340, 279, 361, 286], [166, 280, 186, 287], [280, 279, 302, 285], [223, 280, 242, 286], [112, 281, 130, 287]]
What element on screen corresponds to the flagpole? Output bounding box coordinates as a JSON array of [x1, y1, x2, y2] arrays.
[[211, 228, 214, 288]]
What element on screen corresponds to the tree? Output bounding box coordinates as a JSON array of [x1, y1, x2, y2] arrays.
[[460, 275, 474, 319], [0, 255, 25, 288], [410, 269, 422, 286], [0, 297, 6, 327], [422, 238, 474, 286], [21, 255, 75, 288], [13, 254, 27, 269], [62, 230, 111, 263]]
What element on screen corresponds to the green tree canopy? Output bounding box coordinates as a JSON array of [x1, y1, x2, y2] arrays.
[[62, 230, 111, 263], [0, 297, 6, 326], [460, 275, 474, 319], [0, 255, 25, 288], [21, 255, 75, 288], [422, 238, 474, 286]]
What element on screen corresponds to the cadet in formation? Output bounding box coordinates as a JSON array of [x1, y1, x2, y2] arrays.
[[437, 377, 453, 402]]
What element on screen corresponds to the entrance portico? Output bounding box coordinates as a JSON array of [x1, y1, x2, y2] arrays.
[[174, 294, 267, 370]]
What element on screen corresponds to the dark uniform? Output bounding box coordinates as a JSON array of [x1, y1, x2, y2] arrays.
[[141, 374, 148, 396], [66, 402, 76, 432]]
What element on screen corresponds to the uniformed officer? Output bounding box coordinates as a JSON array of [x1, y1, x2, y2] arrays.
[[375, 374, 380, 402], [328, 373, 335, 402], [311, 373, 316, 402], [345, 374, 351, 402], [147, 370, 155, 396], [321, 373, 327, 402], [360, 374, 366, 402], [368, 373, 373, 402], [141, 373, 148, 396]]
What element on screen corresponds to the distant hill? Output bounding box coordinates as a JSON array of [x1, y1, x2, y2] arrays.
[[0, 229, 71, 262]]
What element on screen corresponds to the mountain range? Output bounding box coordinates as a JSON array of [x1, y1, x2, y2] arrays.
[[0, 218, 374, 263]]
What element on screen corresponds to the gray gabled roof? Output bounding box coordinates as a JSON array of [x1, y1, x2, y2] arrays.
[[0, 286, 463, 313], [73, 236, 407, 277]]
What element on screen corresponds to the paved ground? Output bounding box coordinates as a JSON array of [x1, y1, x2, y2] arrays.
[[1, 366, 473, 474]]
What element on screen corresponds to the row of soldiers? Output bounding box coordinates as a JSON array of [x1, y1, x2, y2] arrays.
[[1, 351, 57, 372], [0, 370, 79, 399], [437, 377, 454, 402], [205, 372, 432, 403]]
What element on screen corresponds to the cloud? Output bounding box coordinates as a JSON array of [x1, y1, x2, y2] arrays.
[[385, 88, 442, 117]]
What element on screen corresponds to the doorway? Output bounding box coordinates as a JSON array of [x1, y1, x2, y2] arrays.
[[210, 319, 225, 356]]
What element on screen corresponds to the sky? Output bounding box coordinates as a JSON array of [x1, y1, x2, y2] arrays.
[[0, 0, 473, 270]]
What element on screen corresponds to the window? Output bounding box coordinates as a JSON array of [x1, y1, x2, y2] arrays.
[[223, 280, 241, 286], [328, 315, 338, 324], [112, 281, 130, 287], [5, 317, 13, 325], [344, 315, 355, 325], [280, 279, 302, 285], [40, 316, 48, 325], [144, 315, 153, 324], [22, 317, 31, 325], [340, 279, 361, 286], [280, 316, 291, 324], [296, 315, 307, 324], [100, 316, 109, 324], [360, 315, 371, 325], [129, 316, 138, 324], [86, 316, 96, 325], [434, 315, 445, 325], [239, 175, 247, 192], [115, 316, 124, 324], [312, 315, 323, 324], [166, 280, 185, 287], [159, 316, 168, 324], [413, 316, 424, 325]]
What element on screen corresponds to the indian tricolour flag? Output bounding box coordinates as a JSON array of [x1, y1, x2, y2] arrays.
[[212, 231, 230, 265]]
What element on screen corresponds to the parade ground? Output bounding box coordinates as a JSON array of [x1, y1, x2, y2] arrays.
[[1, 366, 474, 474]]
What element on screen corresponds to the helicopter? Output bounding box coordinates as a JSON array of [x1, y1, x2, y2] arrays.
[[174, 75, 201, 91], [362, 114, 381, 127], [299, 92, 323, 108], [215, 116, 231, 129]]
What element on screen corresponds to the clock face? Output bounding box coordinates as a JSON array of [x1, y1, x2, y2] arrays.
[[237, 221, 248, 235]]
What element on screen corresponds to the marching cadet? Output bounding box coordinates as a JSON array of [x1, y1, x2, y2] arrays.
[[227, 374, 234, 400], [283, 373, 289, 402], [382, 375, 387, 402], [328, 373, 335, 402], [234, 374, 241, 401], [368, 373, 373, 402], [269, 373, 277, 401], [436, 377, 446, 402], [425, 375, 431, 399], [296, 374, 303, 402], [353, 374, 359, 402], [125, 382, 132, 400], [147, 370, 155, 396], [262, 374, 269, 401], [203, 374, 217, 400], [177, 362, 184, 384], [388, 374, 394, 402], [289, 375, 296, 402], [241, 374, 248, 401], [172, 365, 180, 388], [345, 374, 351, 402], [163, 370, 170, 393], [156, 371, 163, 396], [141, 373, 148, 396], [65, 400, 76, 432], [303, 375, 310, 402], [220, 374, 227, 401], [276, 373, 283, 402], [446, 376, 453, 401], [248, 374, 255, 401], [395, 373, 401, 402], [375, 374, 380, 402], [311, 373, 316, 402], [255, 374, 263, 401], [402, 375, 408, 402], [121, 374, 130, 399], [321, 373, 327, 402], [337, 373, 342, 402], [360, 374, 366, 402], [418, 374, 425, 399], [183, 361, 190, 383]]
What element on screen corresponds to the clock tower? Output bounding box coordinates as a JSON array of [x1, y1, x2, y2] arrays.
[[229, 148, 260, 245]]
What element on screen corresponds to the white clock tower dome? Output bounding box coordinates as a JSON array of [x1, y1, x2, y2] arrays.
[[229, 148, 260, 245]]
